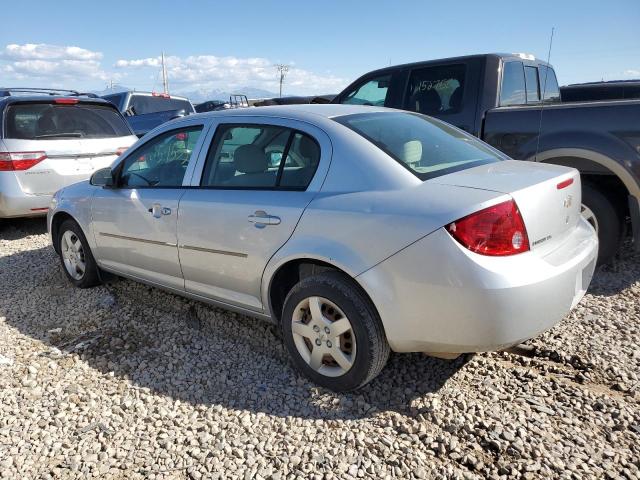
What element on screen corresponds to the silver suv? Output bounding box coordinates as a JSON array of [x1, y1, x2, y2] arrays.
[[0, 88, 138, 218]]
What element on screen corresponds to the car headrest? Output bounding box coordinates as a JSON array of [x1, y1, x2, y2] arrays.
[[402, 140, 422, 166], [413, 88, 441, 114], [449, 86, 463, 110], [234, 144, 268, 173]]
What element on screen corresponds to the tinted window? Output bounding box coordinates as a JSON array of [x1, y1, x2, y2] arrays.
[[500, 62, 526, 106], [119, 126, 202, 188], [538, 66, 561, 103], [4, 103, 131, 140], [201, 125, 320, 189], [128, 95, 193, 115], [335, 112, 500, 180], [525, 66, 540, 103], [340, 75, 391, 106], [405, 64, 466, 115], [102, 93, 126, 110]]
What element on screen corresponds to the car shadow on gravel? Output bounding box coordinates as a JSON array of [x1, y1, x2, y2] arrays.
[[0, 217, 48, 241], [588, 241, 640, 296], [1, 241, 467, 421]]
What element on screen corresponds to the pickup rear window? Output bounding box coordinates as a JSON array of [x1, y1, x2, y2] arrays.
[[4, 103, 132, 140], [336, 111, 500, 180], [128, 95, 193, 115]]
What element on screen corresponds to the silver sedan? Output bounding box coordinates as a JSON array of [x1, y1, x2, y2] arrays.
[[48, 105, 598, 391]]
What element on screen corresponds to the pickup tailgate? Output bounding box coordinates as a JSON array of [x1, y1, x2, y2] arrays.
[[429, 160, 582, 252]]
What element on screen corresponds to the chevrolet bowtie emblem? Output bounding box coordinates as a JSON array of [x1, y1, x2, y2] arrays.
[[563, 195, 573, 208]]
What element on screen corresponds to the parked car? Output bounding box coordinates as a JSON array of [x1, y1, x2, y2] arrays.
[[332, 53, 640, 264], [561, 80, 640, 102], [102, 91, 195, 137], [195, 100, 227, 113], [0, 88, 137, 220], [48, 105, 597, 390]]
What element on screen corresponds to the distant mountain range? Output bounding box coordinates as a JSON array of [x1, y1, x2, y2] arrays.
[[95, 84, 280, 103]]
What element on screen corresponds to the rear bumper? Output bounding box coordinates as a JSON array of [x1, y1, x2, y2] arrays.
[[357, 217, 598, 353], [0, 175, 51, 218]]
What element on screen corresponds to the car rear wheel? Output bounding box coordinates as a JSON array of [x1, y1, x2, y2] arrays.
[[57, 219, 101, 288], [281, 271, 389, 391], [581, 185, 622, 265]]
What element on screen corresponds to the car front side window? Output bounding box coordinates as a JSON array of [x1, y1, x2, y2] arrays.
[[118, 126, 203, 188]]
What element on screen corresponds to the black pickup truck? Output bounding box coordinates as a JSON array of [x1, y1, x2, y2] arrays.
[[102, 91, 195, 137], [333, 53, 640, 264]]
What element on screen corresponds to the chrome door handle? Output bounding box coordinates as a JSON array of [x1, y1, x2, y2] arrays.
[[148, 204, 171, 218], [248, 210, 281, 227]]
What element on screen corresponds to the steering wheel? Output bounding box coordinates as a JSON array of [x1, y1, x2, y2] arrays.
[[127, 171, 154, 186]]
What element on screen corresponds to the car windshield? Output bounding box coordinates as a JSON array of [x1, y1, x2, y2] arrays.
[[128, 95, 193, 115], [5, 103, 132, 140], [335, 112, 501, 180]]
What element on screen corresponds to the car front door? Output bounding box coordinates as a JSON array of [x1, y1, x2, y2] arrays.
[[91, 123, 207, 289], [177, 118, 330, 312]]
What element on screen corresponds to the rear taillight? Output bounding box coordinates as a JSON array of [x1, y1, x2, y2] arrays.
[[0, 151, 47, 171], [116, 147, 129, 156], [447, 200, 530, 256]]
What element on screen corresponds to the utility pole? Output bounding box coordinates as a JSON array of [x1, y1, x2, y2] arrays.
[[161, 51, 169, 94], [275, 64, 289, 98]]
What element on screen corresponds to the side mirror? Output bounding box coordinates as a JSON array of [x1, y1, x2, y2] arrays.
[[90, 167, 115, 188]]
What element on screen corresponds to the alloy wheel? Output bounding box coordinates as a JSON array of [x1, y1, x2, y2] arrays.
[[581, 203, 599, 233], [61, 230, 86, 280]]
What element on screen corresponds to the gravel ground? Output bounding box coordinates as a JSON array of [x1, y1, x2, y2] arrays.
[[0, 218, 638, 480]]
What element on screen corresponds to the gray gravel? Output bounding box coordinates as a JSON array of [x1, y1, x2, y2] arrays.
[[0, 218, 638, 480]]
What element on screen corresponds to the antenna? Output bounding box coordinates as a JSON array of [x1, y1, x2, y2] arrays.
[[534, 27, 555, 161], [161, 51, 169, 94], [275, 64, 289, 98]]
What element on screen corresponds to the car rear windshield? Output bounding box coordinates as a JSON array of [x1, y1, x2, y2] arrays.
[[335, 112, 501, 180], [4, 102, 132, 140], [128, 95, 193, 115]]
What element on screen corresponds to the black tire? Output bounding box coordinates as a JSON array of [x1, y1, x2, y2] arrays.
[[582, 185, 622, 265], [281, 271, 390, 391], [57, 219, 101, 288]]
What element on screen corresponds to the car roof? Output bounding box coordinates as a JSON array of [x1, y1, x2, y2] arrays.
[[112, 91, 191, 101], [192, 104, 389, 122]]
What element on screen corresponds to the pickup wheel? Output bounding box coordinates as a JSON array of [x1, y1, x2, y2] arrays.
[[581, 185, 622, 265]]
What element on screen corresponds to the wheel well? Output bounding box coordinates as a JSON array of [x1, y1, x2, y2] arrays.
[[268, 259, 354, 323], [50, 212, 74, 254], [542, 156, 630, 219]]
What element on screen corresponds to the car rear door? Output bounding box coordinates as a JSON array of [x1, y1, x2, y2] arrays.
[[177, 117, 331, 312], [91, 121, 207, 289]]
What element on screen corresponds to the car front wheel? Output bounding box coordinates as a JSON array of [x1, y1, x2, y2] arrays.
[[281, 271, 389, 391], [57, 219, 101, 288]]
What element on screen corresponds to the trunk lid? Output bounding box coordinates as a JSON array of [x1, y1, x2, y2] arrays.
[[2, 137, 136, 195], [429, 160, 582, 252]]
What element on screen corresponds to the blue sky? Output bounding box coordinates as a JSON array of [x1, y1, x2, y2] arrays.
[[1, 0, 639, 97]]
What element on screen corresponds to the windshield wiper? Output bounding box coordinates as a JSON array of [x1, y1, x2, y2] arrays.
[[34, 132, 84, 139]]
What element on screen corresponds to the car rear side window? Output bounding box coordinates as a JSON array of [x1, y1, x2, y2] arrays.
[[405, 64, 466, 115], [525, 66, 540, 103], [538, 65, 561, 103], [339, 75, 391, 106], [4, 103, 132, 140], [128, 95, 193, 115], [335, 112, 501, 180], [500, 61, 526, 106], [201, 124, 320, 190]]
